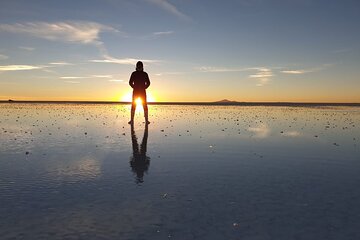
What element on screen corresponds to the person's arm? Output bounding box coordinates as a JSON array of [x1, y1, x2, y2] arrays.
[[129, 72, 135, 88], [145, 73, 151, 89]]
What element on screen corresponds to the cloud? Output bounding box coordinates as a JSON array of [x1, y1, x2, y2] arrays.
[[108, 79, 124, 82], [60, 75, 114, 79], [153, 31, 174, 36], [139, 30, 175, 40], [49, 62, 73, 66], [249, 73, 273, 78], [281, 70, 305, 74], [0, 21, 118, 45], [196, 66, 249, 73], [146, 0, 190, 20], [155, 71, 185, 76], [0, 65, 44, 71], [60, 76, 86, 79], [195, 66, 273, 86], [0, 54, 9, 60], [64, 81, 80, 84], [90, 54, 160, 65], [194, 65, 275, 86], [280, 68, 319, 74], [91, 75, 113, 78], [280, 65, 332, 75], [19, 46, 35, 51], [249, 68, 273, 86]]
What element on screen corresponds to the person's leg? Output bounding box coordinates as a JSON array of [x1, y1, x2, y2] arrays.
[[128, 93, 136, 124], [143, 104, 149, 124], [142, 94, 150, 124]]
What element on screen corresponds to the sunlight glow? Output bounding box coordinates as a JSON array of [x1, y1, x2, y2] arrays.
[[121, 92, 132, 102], [134, 97, 143, 112], [135, 97, 142, 107], [121, 91, 156, 102]]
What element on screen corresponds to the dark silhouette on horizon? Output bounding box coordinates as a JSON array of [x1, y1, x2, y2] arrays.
[[128, 61, 151, 124], [129, 123, 150, 184]]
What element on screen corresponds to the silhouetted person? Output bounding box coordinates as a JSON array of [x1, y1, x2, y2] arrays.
[[128, 61, 151, 124], [130, 123, 150, 184]]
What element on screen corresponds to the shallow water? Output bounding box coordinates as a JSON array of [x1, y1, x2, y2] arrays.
[[0, 103, 360, 240]]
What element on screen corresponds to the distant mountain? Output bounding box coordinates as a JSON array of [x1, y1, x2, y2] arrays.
[[214, 99, 238, 104]]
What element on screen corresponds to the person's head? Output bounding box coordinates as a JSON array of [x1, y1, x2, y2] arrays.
[[136, 61, 143, 71]]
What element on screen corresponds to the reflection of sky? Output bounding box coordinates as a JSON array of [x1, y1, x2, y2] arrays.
[[248, 123, 270, 139], [282, 131, 301, 137], [1, 104, 360, 239], [49, 158, 101, 181]]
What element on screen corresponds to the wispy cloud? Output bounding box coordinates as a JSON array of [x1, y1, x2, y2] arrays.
[[49, 62, 73, 66], [140, 30, 175, 40], [195, 66, 273, 86], [0, 65, 44, 71], [194, 65, 274, 86], [249, 73, 273, 78], [146, 0, 190, 20], [0, 21, 118, 45], [91, 75, 113, 78], [60, 75, 114, 79], [281, 67, 323, 75], [281, 68, 318, 74], [19, 46, 35, 51], [0, 54, 8, 60], [155, 71, 185, 76], [281, 70, 305, 74], [108, 79, 124, 82], [60, 76, 86, 79], [249, 68, 273, 86], [280, 64, 332, 75], [158, 68, 262, 77], [61, 76, 124, 84], [196, 66, 249, 73], [153, 31, 174, 36], [64, 81, 80, 84], [90, 54, 160, 65]]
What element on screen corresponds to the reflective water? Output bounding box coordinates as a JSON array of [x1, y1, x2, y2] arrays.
[[0, 103, 359, 239]]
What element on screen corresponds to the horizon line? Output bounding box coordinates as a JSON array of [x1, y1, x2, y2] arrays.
[[1, 100, 359, 106]]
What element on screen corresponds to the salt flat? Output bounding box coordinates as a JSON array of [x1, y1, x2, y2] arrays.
[[0, 103, 359, 240]]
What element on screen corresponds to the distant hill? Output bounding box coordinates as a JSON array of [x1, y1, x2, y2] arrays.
[[213, 99, 239, 104]]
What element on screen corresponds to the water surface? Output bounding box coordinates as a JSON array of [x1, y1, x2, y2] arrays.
[[1, 103, 359, 239]]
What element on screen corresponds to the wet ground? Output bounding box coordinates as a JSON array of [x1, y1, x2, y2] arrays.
[[0, 103, 360, 240]]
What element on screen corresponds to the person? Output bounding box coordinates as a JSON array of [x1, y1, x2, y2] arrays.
[[128, 61, 151, 124]]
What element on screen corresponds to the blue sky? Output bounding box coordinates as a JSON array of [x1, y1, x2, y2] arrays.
[[0, 0, 359, 102]]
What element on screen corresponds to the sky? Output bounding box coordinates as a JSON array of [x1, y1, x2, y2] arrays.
[[0, 0, 359, 102]]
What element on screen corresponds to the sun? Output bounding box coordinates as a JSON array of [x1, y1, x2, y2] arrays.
[[120, 91, 156, 102], [135, 97, 142, 107]]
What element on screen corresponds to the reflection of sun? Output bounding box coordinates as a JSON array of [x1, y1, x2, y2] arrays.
[[134, 97, 143, 112]]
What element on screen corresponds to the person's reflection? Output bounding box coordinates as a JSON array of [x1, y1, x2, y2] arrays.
[[130, 123, 150, 184]]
